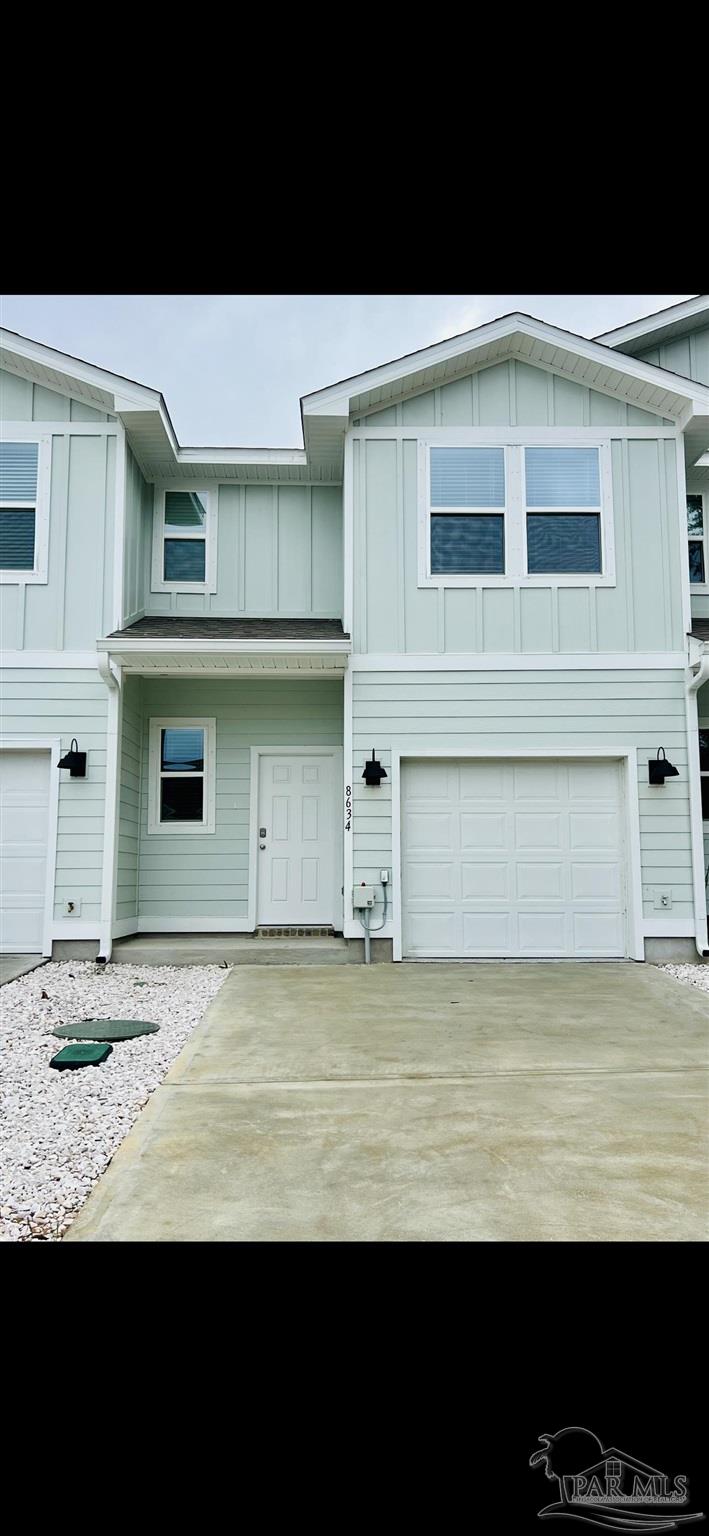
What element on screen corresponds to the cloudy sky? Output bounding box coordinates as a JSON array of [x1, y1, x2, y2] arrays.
[[0, 293, 693, 448]]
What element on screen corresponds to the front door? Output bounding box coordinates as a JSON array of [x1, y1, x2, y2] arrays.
[[257, 754, 335, 926]]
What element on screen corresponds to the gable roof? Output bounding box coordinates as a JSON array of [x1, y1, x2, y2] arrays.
[[595, 294, 709, 354], [4, 309, 709, 488]]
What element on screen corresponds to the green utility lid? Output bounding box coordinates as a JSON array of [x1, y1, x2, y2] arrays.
[[52, 1019, 160, 1041], [50, 1043, 113, 1070]]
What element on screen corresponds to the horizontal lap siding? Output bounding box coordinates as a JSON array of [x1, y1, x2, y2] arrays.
[[0, 668, 108, 921], [352, 670, 693, 921], [116, 677, 142, 922], [137, 678, 343, 920], [353, 360, 682, 658]]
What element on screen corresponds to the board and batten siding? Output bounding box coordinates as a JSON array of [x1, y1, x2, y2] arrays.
[[145, 483, 343, 620], [351, 359, 682, 657], [635, 325, 709, 388], [134, 677, 343, 921], [0, 368, 118, 652], [351, 669, 693, 925], [0, 667, 108, 924], [122, 447, 152, 627]]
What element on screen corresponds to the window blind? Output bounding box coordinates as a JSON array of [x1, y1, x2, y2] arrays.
[[525, 447, 600, 507]]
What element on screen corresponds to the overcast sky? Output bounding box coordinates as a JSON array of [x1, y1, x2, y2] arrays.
[[0, 294, 693, 448]]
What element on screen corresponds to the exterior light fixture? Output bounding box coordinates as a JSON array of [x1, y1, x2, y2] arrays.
[[57, 738, 87, 777], [362, 749, 387, 787], [648, 747, 679, 786]]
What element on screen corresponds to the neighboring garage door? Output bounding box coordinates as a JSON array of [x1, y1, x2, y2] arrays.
[[401, 758, 626, 959], [0, 750, 50, 953]]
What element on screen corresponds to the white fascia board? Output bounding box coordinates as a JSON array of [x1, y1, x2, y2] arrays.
[[595, 295, 708, 349], [0, 329, 161, 413], [175, 447, 308, 467], [97, 638, 351, 654], [301, 312, 709, 417]]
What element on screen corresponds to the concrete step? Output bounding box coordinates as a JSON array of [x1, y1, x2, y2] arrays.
[[110, 934, 356, 967]]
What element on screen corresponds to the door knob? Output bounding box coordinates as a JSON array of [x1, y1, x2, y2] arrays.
[[259, 844, 266, 850]]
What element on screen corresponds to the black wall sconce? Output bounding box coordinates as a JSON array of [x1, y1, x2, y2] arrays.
[[648, 747, 678, 786], [362, 749, 387, 787], [57, 738, 87, 778]]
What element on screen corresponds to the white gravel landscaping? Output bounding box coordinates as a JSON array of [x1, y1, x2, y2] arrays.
[[660, 963, 709, 994], [0, 960, 229, 1243]]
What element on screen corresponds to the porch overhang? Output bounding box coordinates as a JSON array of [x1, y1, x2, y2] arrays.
[[97, 616, 351, 676]]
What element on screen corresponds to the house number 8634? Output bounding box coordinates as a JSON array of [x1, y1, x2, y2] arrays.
[[345, 785, 352, 831]]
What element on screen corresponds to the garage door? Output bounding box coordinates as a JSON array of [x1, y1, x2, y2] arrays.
[[401, 759, 626, 959], [0, 750, 50, 953]]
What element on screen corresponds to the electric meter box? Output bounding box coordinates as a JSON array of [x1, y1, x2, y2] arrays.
[[352, 885, 376, 908]]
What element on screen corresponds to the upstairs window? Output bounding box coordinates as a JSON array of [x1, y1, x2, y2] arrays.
[[688, 493, 706, 586], [0, 438, 50, 584], [147, 718, 216, 834], [524, 447, 602, 574], [428, 447, 506, 576], [151, 488, 217, 593]]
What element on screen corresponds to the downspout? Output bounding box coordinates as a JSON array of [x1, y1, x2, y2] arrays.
[[97, 652, 122, 963], [685, 648, 709, 958]]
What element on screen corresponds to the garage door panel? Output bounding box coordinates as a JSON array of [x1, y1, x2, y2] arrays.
[[461, 861, 509, 899], [513, 813, 563, 850], [570, 862, 622, 900], [402, 758, 625, 959], [460, 812, 507, 849], [0, 750, 50, 953], [516, 861, 565, 899], [404, 811, 453, 851], [569, 811, 618, 849], [406, 862, 456, 899], [573, 911, 625, 954], [462, 911, 511, 954], [459, 762, 506, 800]]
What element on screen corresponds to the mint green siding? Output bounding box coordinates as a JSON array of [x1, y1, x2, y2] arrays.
[[116, 676, 142, 923], [0, 667, 108, 922], [122, 447, 152, 626], [635, 325, 709, 387], [352, 670, 693, 925], [1, 368, 118, 653], [146, 483, 343, 619], [352, 361, 682, 655], [0, 367, 111, 423], [119, 677, 343, 923]]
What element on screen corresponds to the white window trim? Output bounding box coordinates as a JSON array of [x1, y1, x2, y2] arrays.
[[0, 435, 51, 585], [147, 717, 216, 835], [687, 489, 709, 594], [150, 486, 217, 594], [417, 437, 616, 589]]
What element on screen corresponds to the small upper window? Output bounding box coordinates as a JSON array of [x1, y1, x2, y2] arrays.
[[699, 730, 709, 819], [688, 493, 705, 586], [525, 447, 602, 574], [152, 489, 216, 592], [429, 447, 506, 575], [0, 440, 49, 583]]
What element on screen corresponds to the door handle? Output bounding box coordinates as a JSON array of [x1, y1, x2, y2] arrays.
[[259, 844, 266, 850]]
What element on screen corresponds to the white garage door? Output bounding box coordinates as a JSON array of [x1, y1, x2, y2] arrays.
[[401, 759, 626, 959], [0, 751, 51, 953]]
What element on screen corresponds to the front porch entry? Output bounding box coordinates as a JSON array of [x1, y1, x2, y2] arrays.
[[255, 751, 339, 927]]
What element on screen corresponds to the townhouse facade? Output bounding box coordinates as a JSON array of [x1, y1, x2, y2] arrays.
[[1, 295, 708, 964]]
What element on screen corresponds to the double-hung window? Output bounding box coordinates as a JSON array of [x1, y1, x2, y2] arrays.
[[151, 488, 217, 593], [420, 439, 613, 586], [524, 447, 603, 575], [699, 730, 709, 821], [687, 492, 707, 587], [148, 718, 216, 834], [0, 438, 50, 584], [427, 447, 506, 578]]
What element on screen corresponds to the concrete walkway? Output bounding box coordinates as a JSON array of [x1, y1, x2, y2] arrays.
[[1, 954, 46, 986], [65, 962, 709, 1242]]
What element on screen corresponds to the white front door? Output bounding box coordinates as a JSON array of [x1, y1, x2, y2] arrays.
[[0, 750, 50, 953], [401, 758, 626, 959], [257, 754, 335, 925]]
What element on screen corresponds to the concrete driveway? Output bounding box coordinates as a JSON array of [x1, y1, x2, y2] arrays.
[[65, 962, 709, 1242]]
